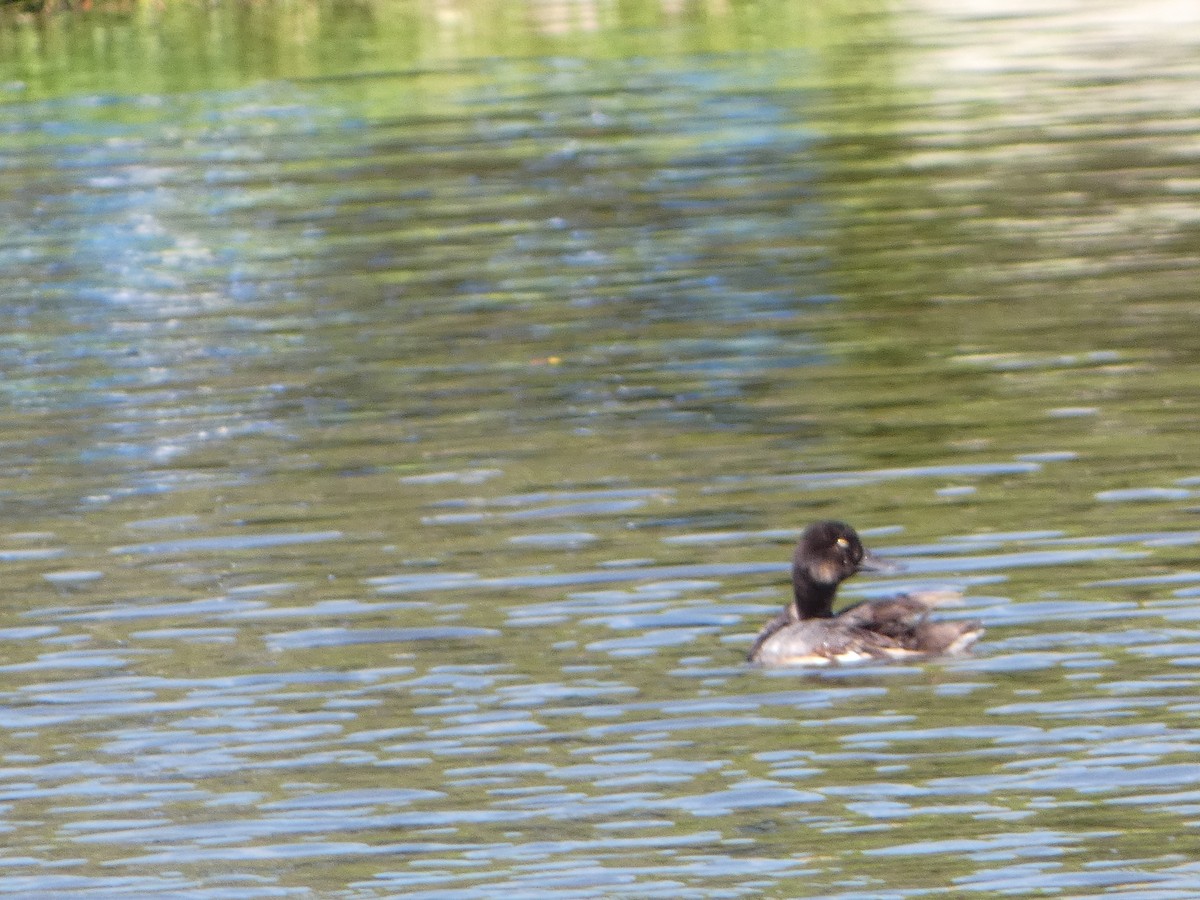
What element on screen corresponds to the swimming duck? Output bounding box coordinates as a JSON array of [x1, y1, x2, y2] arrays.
[[747, 520, 983, 666]]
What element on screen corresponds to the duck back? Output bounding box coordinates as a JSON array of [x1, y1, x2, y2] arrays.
[[748, 589, 983, 665], [749, 618, 917, 667]]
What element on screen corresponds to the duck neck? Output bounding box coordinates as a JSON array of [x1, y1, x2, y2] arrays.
[[791, 567, 837, 619]]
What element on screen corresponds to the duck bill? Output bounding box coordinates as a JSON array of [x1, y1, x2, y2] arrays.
[[858, 548, 902, 574]]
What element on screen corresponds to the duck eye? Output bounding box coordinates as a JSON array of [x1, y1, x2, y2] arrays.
[[835, 537, 849, 549]]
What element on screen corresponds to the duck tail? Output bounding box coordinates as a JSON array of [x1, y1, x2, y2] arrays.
[[916, 620, 983, 655]]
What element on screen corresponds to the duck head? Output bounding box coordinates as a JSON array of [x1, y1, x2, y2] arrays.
[[791, 520, 897, 617]]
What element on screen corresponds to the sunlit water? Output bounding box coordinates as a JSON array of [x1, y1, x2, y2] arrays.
[[3, 0, 1200, 896]]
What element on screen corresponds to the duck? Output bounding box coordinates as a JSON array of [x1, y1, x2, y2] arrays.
[[747, 520, 983, 666]]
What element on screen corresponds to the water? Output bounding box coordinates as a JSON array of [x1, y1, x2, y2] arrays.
[[2, 0, 1200, 896]]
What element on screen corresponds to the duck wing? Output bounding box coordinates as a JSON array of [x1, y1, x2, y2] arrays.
[[838, 591, 982, 655], [837, 593, 933, 636]]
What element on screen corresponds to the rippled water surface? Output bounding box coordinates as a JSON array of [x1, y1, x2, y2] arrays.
[[3, 0, 1200, 896]]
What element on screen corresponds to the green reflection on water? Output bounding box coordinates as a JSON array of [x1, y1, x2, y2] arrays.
[[0, 0, 890, 98]]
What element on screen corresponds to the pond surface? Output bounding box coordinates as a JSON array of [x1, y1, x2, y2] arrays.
[[3, 0, 1200, 896]]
